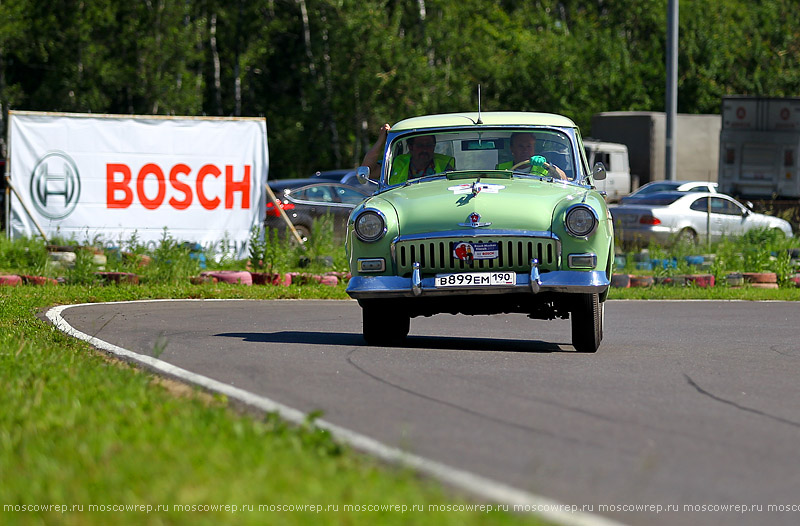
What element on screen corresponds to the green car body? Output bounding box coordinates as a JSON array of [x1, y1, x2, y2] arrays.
[[346, 112, 614, 352]]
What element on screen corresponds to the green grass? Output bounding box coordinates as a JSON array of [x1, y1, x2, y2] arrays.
[[609, 284, 799, 300], [0, 283, 548, 526]]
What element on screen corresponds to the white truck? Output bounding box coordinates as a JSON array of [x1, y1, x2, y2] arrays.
[[718, 96, 800, 198], [583, 139, 632, 202]]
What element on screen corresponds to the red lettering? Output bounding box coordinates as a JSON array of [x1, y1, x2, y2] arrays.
[[197, 164, 221, 210], [168, 164, 193, 210], [106, 164, 133, 209], [105, 162, 252, 211], [136, 164, 166, 210], [225, 165, 251, 209]]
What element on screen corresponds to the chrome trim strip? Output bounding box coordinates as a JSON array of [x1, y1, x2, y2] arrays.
[[394, 229, 559, 243], [346, 271, 609, 299]]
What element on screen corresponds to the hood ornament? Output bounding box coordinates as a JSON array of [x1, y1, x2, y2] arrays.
[[458, 212, 491, 228]]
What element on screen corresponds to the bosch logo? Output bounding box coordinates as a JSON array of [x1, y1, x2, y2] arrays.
[[30, 151, 82, 219]]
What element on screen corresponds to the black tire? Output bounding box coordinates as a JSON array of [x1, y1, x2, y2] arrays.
[[293, 225, 311, 243], [361, 301, 410, 345], [571, 293, 603, 353]]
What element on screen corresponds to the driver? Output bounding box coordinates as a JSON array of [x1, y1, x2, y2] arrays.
[[497, 133, 567, 180], [389, 135, 455, 185]]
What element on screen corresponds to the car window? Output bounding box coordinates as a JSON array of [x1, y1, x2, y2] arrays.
[[635, 182, 678, 195], [387, 129, 577, 181], [716, 198, 744, 216], [336, 187, 367, 204], [294, 185, 335, 203], [689, 197, 709, 212]]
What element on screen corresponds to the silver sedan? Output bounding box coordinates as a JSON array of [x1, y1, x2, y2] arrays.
[[610, 191, 793, 245]]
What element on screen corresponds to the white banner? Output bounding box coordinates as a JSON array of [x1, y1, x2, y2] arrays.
[[7, 111, 268, 258]]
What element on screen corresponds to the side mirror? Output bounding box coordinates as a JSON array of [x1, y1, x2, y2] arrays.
[[591, 162, 607, 181], [356, 166, 371, 185]]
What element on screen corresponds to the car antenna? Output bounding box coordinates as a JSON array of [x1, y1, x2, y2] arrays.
[[476, 85, 483, 124]]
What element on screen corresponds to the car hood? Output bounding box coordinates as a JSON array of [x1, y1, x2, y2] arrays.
[[370, 177, 586, 235]]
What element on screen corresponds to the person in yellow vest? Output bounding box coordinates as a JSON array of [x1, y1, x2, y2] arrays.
[[388, 135, 455, 185], [360, 123, 391, 180], [497, 132, 567, 180], [359, 126, 455, 185]]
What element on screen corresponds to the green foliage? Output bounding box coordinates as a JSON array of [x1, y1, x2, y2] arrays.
[[0, 236, 49, 275], [619, 228, 800, 287], [65, 248, 100, 285], [146, 228, 202, 284]]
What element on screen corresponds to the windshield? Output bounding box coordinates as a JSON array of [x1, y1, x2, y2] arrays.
[[385, 129, 578, 185]]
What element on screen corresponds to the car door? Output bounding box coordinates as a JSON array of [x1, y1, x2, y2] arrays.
[[688, 197, 725, 241], [706, 197, 742, 239], [290, 184, 366, 239]]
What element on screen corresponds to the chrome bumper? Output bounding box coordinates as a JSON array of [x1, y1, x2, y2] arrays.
[[346, 263, 609, 299]]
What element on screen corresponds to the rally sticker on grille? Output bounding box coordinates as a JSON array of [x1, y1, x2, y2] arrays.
[[453, 242, 499, 262]]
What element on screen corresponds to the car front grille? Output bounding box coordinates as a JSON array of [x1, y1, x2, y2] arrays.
[[393, 234, 560, 276]]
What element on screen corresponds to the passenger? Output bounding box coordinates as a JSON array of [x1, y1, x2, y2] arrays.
[[360, 123, 391, 180], [388, 135, 455, 185], [497, 132, 567, 180]]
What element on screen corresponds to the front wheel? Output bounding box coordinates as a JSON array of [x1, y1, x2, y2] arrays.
[[361, 300, 410, 345], [571, 293, 603, 353]]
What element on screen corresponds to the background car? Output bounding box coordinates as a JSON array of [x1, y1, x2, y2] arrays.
[[611, 191, 792, 246], [312, 168, 374, 192], [619, 180, 717, 204], [265, 178, 371, 241]]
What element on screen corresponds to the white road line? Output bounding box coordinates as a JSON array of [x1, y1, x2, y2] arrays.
[[47, 300, 627, 526]]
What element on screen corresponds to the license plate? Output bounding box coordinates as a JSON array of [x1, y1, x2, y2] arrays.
[[435, 272, 517, 288]]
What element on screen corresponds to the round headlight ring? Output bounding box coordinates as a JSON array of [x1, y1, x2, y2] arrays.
[[565, 205, 598, 238], [354, 209, 387, 242]]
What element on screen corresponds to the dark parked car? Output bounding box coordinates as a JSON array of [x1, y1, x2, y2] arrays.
[[312, 168, 374, 192], [265, 178, 372, 241]]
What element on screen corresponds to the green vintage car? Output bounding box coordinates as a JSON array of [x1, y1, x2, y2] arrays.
[[346, 112, 613, 352]]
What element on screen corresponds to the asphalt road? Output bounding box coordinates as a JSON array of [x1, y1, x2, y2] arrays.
[[59, 299, 800, 526]]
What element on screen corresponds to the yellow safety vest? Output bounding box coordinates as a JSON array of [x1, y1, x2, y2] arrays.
[[389, 154, 454, 185]]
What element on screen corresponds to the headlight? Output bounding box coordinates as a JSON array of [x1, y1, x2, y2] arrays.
[[564, 205, 598, 238], [354, 209, 386, 242]]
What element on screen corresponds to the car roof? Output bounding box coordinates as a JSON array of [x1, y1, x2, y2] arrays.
[[391, 112, 578, 131], [618, 191, 725, 206], [268, 178, 325, 189]]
